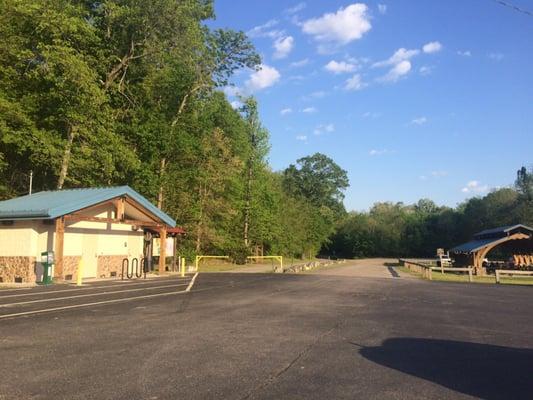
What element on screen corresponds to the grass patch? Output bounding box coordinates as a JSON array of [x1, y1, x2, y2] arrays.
[[399, 266, 533, 286], [197, 263, 240, 272]]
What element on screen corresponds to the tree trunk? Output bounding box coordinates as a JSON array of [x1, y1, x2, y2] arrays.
[[57, 124, 77, 190], [157, 157, 166, 209], [243, 117, 257, 248], [243, 160, 252, 247], [195, 185, 204, 253]]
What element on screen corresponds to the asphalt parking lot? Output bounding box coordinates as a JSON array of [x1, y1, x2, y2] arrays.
[[1, 264, 532, 399]]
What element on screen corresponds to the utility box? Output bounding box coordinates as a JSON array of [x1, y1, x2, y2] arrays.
[[41, 251, 55, 284]]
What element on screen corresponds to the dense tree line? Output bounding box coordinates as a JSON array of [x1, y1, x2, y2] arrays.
[[1, 1, 529, 261], [324, 167, 533, 259], [0, 0, 348, 261]]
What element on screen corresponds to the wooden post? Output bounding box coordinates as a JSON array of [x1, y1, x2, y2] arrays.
[[115, 197, 125, 220], [468, 267, 473, 283], [172, 236, 177, 272], [54, 217, 65, 279], [159, 227, 167, 274], [496, 270, 500, 284]]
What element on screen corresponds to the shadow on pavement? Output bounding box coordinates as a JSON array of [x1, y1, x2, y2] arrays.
[[358, 337, 533, 400]]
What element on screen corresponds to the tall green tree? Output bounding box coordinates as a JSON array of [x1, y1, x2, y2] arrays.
[[239, 97, 270, 249], [283, 153, 349, 215]]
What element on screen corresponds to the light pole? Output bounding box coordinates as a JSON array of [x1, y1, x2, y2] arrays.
[[29, 170, 33, 195]]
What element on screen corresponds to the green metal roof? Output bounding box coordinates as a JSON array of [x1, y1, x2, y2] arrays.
[[0, 186, 176, 227]]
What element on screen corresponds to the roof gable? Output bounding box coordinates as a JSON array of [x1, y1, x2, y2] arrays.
[[474, 224, 533, 239], [0, 186, 175, 227]]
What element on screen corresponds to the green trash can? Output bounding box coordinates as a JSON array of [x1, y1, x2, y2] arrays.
[[41, 251, 55, 284]]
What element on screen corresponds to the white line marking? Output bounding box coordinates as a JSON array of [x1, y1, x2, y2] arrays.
[[186, 273, 199, 292], [0, 290, 188, 320], [0, 283, 190, 307], [0, 278, 189, 299]]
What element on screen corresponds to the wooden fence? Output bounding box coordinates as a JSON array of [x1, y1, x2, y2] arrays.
[[495, 269, 533, 284], [399, 259, 473, 282]]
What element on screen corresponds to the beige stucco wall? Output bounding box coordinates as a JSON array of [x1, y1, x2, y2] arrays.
[[0, 202, 147, 281], [0, 221, 40, 257]]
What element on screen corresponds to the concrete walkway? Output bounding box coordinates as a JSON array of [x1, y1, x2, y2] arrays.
[[311, 258, 407, 279]]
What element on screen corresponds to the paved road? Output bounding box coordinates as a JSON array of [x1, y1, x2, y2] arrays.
[[1, 270, 532, 399], [311, 258, 405, 278]]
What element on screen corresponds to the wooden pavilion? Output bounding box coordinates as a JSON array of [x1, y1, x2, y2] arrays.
[[450, 224, 533, 275]]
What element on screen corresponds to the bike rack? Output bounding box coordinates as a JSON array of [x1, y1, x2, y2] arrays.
[[121, 257, 146, 280], [141, 258, 147, 279], [132, 258, 141, 278], [121, 258, 129, 280]]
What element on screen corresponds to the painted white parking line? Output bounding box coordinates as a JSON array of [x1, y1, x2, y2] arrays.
[[0, 283, 190, 308], [0, 278, 190, 299], [0, 290, 189, 320], [186, 273, 199, 292]]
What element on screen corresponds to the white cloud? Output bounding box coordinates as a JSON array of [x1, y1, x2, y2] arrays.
[[230, 100, 242, 109], [373, 48, 420, 68], [223, 85, 241, 97], [419, 65, 433, 75], [457, 50, 471, 57], [431, 170, 448, 177], [325, 60, 358, 74], [285, 2, 306, 15], [310, 90, 327, 98], [302, 4, 371, 47], [345, 73, 366, 91], [247, 19, 284, 39], [374, 42, 441, 83], [461, 180, 489, 194], [378, 4, 387, 14], [302, 107, 317, 113], [287, 74, 306, 83], [290, 58, 309, 68], [362, 111, 381, 119], [273, 36, 294, 59], [301, 90, 327, 101], [422, 41, 442, 54], [488, 52, 504, 61], [246, 64, 281, 91], [369, 149, 393, 156], [280, 107, 293, 116], [296, 134, 308, 141], [411, 116, 428, 125], [420, 171, 448, 181], [314, 123, 335, 135], [380, 60, 412, 82]]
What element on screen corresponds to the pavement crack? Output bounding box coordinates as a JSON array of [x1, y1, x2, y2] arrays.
[[239, 325, 338, 400]]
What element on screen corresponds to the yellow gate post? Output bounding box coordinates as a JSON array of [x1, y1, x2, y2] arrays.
[[76, 259, 84, 286]]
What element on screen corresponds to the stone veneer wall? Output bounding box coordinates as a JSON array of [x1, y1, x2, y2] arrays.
[[98, 255, 129, 278], [61, 256, 82, 281], [0, 256, 36, 283]]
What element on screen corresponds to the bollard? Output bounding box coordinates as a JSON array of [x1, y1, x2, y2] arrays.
[[181, 257, 185, 277], [76, 259, 84, 286]]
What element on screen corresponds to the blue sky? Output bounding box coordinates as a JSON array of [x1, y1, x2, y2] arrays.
[[210, 0, 533, 211]]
